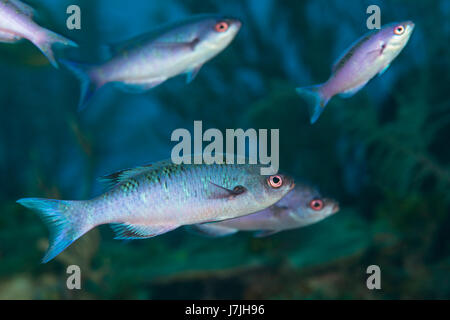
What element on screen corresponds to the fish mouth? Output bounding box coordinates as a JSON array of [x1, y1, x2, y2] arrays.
[[233, 19, 243, 30], [404, 20, 415, 32]]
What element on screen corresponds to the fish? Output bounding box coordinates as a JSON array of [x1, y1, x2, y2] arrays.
[[187, 183, 338, 237], [17, 159, 294, 263], [61, 15, 242, 110], [296, 21, 415, 124], [0, 0, 78, 68]]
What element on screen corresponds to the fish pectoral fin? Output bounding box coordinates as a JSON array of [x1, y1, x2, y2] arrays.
[[110, 223, 178, 240], [253, 230, 279, 238], [186, 224, 238, 237], [186, 64, 203, 84], [208, 182, 247, 200], [153, 37, 200, 51], [271, 204, 289, 216], [10, 0, 35, 17]]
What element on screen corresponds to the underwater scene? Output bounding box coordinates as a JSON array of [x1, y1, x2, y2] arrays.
[[0, 0, 449, 300]]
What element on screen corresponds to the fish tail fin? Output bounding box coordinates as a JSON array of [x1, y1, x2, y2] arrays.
[[32, 29, 78, 68], [17, 198, 90, 263], [60, 59, 102, 111], [295, 85, 330, 124]]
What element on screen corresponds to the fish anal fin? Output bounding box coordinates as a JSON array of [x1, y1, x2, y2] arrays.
[[0, 30, 21, 43], [338, 81, 368, 98], [187, 224, 238, 237], [111, 223, 177, 240], [116, 78, 166, 93], [378, 63, 391, 77], [254, 230, 279, 238]]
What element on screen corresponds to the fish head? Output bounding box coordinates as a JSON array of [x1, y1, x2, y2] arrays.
[[242, 169, 296, 211], [277, 184, 339, 227], [379, 20, 415, 55], [193, 16, 242, 52]]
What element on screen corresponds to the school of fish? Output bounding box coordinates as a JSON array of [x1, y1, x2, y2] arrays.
[[3, 1, 416, 263]]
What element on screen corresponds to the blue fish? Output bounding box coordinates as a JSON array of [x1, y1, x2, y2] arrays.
[[62, 15, 242, 110]]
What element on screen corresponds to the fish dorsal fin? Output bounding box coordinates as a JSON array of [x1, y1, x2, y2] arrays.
[[9, 0, 35, 17], [98, 160, 175, 189], [332, 30, 377, 73], [253, 230, 279, 238]]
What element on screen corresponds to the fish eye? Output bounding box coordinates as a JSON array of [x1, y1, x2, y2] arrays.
[[394, 25, 405, 35], [267, 175, 283, 188], [309, 199, 324, 211], [215, 21, 229, 33]]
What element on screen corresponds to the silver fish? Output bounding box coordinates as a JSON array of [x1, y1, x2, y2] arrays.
[[188, 184, 338, 237], [62, 15, 242, 110], [0, 0, 77, 67], [296, 21, 415, 124], [17, 160, 294, 263]]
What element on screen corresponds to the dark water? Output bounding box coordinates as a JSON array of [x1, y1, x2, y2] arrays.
[[0, 0, 449, 299]]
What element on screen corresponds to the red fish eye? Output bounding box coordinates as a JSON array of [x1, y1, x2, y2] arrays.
[[268, 175, 283, 188], [309, 199, 324, 211], [394, 25, 405, 35], [215, 21, 229, 33]]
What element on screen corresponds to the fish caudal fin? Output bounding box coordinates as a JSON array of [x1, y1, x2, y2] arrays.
[[295, 85, 330, 124], [60, 60, 102, 111], [17, 198, 89, 263], [32, 29, 78, 68]]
